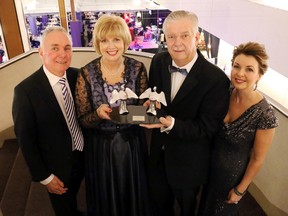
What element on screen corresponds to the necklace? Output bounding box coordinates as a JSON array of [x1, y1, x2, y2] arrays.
[[101, 57, 124, 76]]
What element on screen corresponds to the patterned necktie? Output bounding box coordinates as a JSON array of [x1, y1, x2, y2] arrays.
[[59, 78, 84, 151], [168, 65, 188, 76]]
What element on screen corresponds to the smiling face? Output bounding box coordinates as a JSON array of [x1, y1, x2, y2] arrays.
[[165, 18, 199, 67], [39, 31, 72, 77], [93, 14, 131, 55], [99, 35, 124, 62], [231, 54, 261, 91]]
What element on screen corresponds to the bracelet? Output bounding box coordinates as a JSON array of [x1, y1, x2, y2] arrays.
[[233, 187, 247, 196]]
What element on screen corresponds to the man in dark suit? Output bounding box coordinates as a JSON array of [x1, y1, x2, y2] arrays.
[[12, 26, 84, 216], [141, 11, 230, 216]]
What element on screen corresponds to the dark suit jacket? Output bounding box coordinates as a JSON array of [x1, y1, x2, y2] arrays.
[[148, 50, 230, 189], [12, 66, 80, 185]]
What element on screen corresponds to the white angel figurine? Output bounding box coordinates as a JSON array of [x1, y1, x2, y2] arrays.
[[139, 86, 167, 116], [110, 87, 138, 114]]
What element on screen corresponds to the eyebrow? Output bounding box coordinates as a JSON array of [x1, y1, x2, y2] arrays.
[[246, 65, 255, 68], [167, 31, 190, 35], [234, 62, 255, 69], [50, 44, 71, 48]]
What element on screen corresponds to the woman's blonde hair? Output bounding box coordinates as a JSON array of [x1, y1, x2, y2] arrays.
[[92, 14, 132, 54]]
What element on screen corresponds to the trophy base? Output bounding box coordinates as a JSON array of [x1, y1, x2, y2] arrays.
[[110, 105, 160, 124]]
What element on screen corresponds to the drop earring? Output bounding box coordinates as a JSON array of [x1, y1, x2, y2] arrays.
[[254, 81, 258, 91]]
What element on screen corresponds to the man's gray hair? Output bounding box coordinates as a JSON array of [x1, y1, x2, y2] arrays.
[[39, 26, 72, 48], [163, 10, 199, 34]]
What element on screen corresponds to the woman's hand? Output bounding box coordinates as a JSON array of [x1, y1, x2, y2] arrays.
[[143, 100, 150, 107], [226, 188, 242, 205], [96, 104, 112, 120], [143, 100, 161, 109]]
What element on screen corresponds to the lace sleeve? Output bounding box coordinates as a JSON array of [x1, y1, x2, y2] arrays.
[[136, 62, 148, 105], [75, 67, 101, 128]]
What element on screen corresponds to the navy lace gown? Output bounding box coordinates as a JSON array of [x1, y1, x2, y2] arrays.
[[76, 56, 151, 216], [199, 98, 278, 216]]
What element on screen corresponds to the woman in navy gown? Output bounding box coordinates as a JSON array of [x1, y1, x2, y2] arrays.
[[75, 14, 151, 216]]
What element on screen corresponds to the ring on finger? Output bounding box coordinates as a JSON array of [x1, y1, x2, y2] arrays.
[[234, 201, 238, 204]]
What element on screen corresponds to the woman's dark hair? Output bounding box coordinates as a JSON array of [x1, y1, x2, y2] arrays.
[[232, 42, 269, 75]]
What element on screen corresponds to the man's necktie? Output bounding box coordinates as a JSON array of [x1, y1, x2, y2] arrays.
[[59, 78, 84, 151], [168, 65, 188, 76]]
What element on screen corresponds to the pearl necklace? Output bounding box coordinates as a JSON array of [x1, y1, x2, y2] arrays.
[[101, 57, 124, 76]]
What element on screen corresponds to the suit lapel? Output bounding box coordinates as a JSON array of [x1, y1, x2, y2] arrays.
[[66, 68, 77, 98], [171, 52, 204, 105], [162, 56, 173, 105], [34, 67, 67, 124]]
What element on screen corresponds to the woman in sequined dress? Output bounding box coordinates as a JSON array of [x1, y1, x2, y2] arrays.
[[198, 42, 278, 216], [75, 14, 151, 216]]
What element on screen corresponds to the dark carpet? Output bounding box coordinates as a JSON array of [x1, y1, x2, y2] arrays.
[[0, 139, 266, 216]]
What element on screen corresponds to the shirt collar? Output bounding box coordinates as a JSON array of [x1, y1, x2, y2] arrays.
[[43, 65, 67, 87], [172, 52, 198, 74]]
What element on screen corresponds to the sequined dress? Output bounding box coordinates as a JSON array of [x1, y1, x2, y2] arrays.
[[199, 98, 278, 216], [75, 56, 151, 216]]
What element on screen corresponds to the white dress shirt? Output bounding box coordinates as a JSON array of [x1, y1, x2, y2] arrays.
[[161, 53, 198, 133], [40, 66, 72, 185]]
